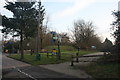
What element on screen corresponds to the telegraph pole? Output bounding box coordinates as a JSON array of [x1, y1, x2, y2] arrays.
[[39, 0, 43, 51], [36, 0, 41, 60]]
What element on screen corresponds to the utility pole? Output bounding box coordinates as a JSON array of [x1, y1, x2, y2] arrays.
[[12, 32, 15, 54], [35, 0, 41, 60], [2, 34, 4, 53], [39, 2, 43, 51]]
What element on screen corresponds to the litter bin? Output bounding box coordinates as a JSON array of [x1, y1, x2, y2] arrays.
[[36, 54, 41, 60]]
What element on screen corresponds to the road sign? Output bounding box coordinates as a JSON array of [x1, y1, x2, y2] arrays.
[[50, 31, 56, 35], [53, 37, 58, 40]]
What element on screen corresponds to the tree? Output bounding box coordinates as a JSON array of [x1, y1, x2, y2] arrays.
[[57, 33, 70, 45], [2, 2, 45, 59], [72, 19, 101, 50], [101, 38, 113, 52], [112, 11, 120, 59]]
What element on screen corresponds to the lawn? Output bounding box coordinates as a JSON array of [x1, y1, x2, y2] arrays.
[[8, 50, 96, 65], [83, 63, 120, 79], [80, 53, 120, 79]]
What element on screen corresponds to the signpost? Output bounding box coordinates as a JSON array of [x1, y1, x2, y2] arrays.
[[50, 31, 61, 60], [50, 31, 57, 48]]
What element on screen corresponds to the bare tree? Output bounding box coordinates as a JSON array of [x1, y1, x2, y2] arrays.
[[57, 33, 70, 45], [72, 19, 101, 50]]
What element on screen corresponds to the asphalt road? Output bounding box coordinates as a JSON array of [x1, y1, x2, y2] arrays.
[[2, 54, 78, 80]]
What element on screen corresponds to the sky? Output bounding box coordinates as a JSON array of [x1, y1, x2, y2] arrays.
[[0, 0, 119, 43]]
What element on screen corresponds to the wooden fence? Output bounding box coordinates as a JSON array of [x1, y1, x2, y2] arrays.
[[71, 52, 108, 66]]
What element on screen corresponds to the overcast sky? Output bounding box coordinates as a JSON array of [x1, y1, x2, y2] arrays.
[[0, 0, 119, 43]]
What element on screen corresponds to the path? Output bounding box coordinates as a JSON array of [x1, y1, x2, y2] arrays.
[[2, 54, 31, 69], [40, 52, 104, 78], [2, 53, 77, 79]]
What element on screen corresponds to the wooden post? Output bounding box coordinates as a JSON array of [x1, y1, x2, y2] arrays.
[[104, 52, 107, 57], [103, 52, 106, 62], [76, 53, 79, 63], [47, 52, 49, 58], [71, 55, 74, 66]]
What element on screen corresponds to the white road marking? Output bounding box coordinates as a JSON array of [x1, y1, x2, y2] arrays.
[[13, 67, 37, 80]]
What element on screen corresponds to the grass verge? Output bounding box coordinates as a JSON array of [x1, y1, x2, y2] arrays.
[[83, 62, 120, 79], [8, 50, 95, 65]]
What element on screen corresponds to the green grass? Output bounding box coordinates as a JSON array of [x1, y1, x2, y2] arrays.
[[8, 53, 66, 65], [8, 50, 96, 65], [45, 45, 96, 54], [83, 63, 119, 78], [45, 45, 78, 52]]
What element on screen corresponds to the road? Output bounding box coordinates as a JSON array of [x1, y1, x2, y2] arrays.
[[0, 53, 2, 80], [2, 53, 77, 80]]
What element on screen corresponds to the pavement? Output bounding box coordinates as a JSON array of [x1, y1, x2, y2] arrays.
[[40, 52, 104, 78], [0, 53, 2, 80], [2, 53, 77, 79], [2, 54, 31, 69]]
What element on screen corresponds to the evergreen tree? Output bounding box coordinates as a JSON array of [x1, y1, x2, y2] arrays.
[[2, 1, 45, 59], [112, 11, 120, 59]]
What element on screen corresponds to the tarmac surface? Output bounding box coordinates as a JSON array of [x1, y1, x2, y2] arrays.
[[2, 52, 104, 80], [40, 52, 104, 78], [2, 54, 77, 79]]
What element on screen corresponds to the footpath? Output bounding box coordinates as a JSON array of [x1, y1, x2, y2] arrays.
[[2, 52, 104, 79], [2, 54, 31, 69], [39, 52, 104, 78]]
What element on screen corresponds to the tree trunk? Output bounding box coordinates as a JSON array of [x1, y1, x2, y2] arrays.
[[40, 36, 43, 50], [20, 32, 24, 60]]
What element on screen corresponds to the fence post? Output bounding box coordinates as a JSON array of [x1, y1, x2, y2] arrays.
[[103, 52, 107, 62], [104, 52, 106, 57], [76, 53, 79, 63], [71, 55, 74, 66]]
